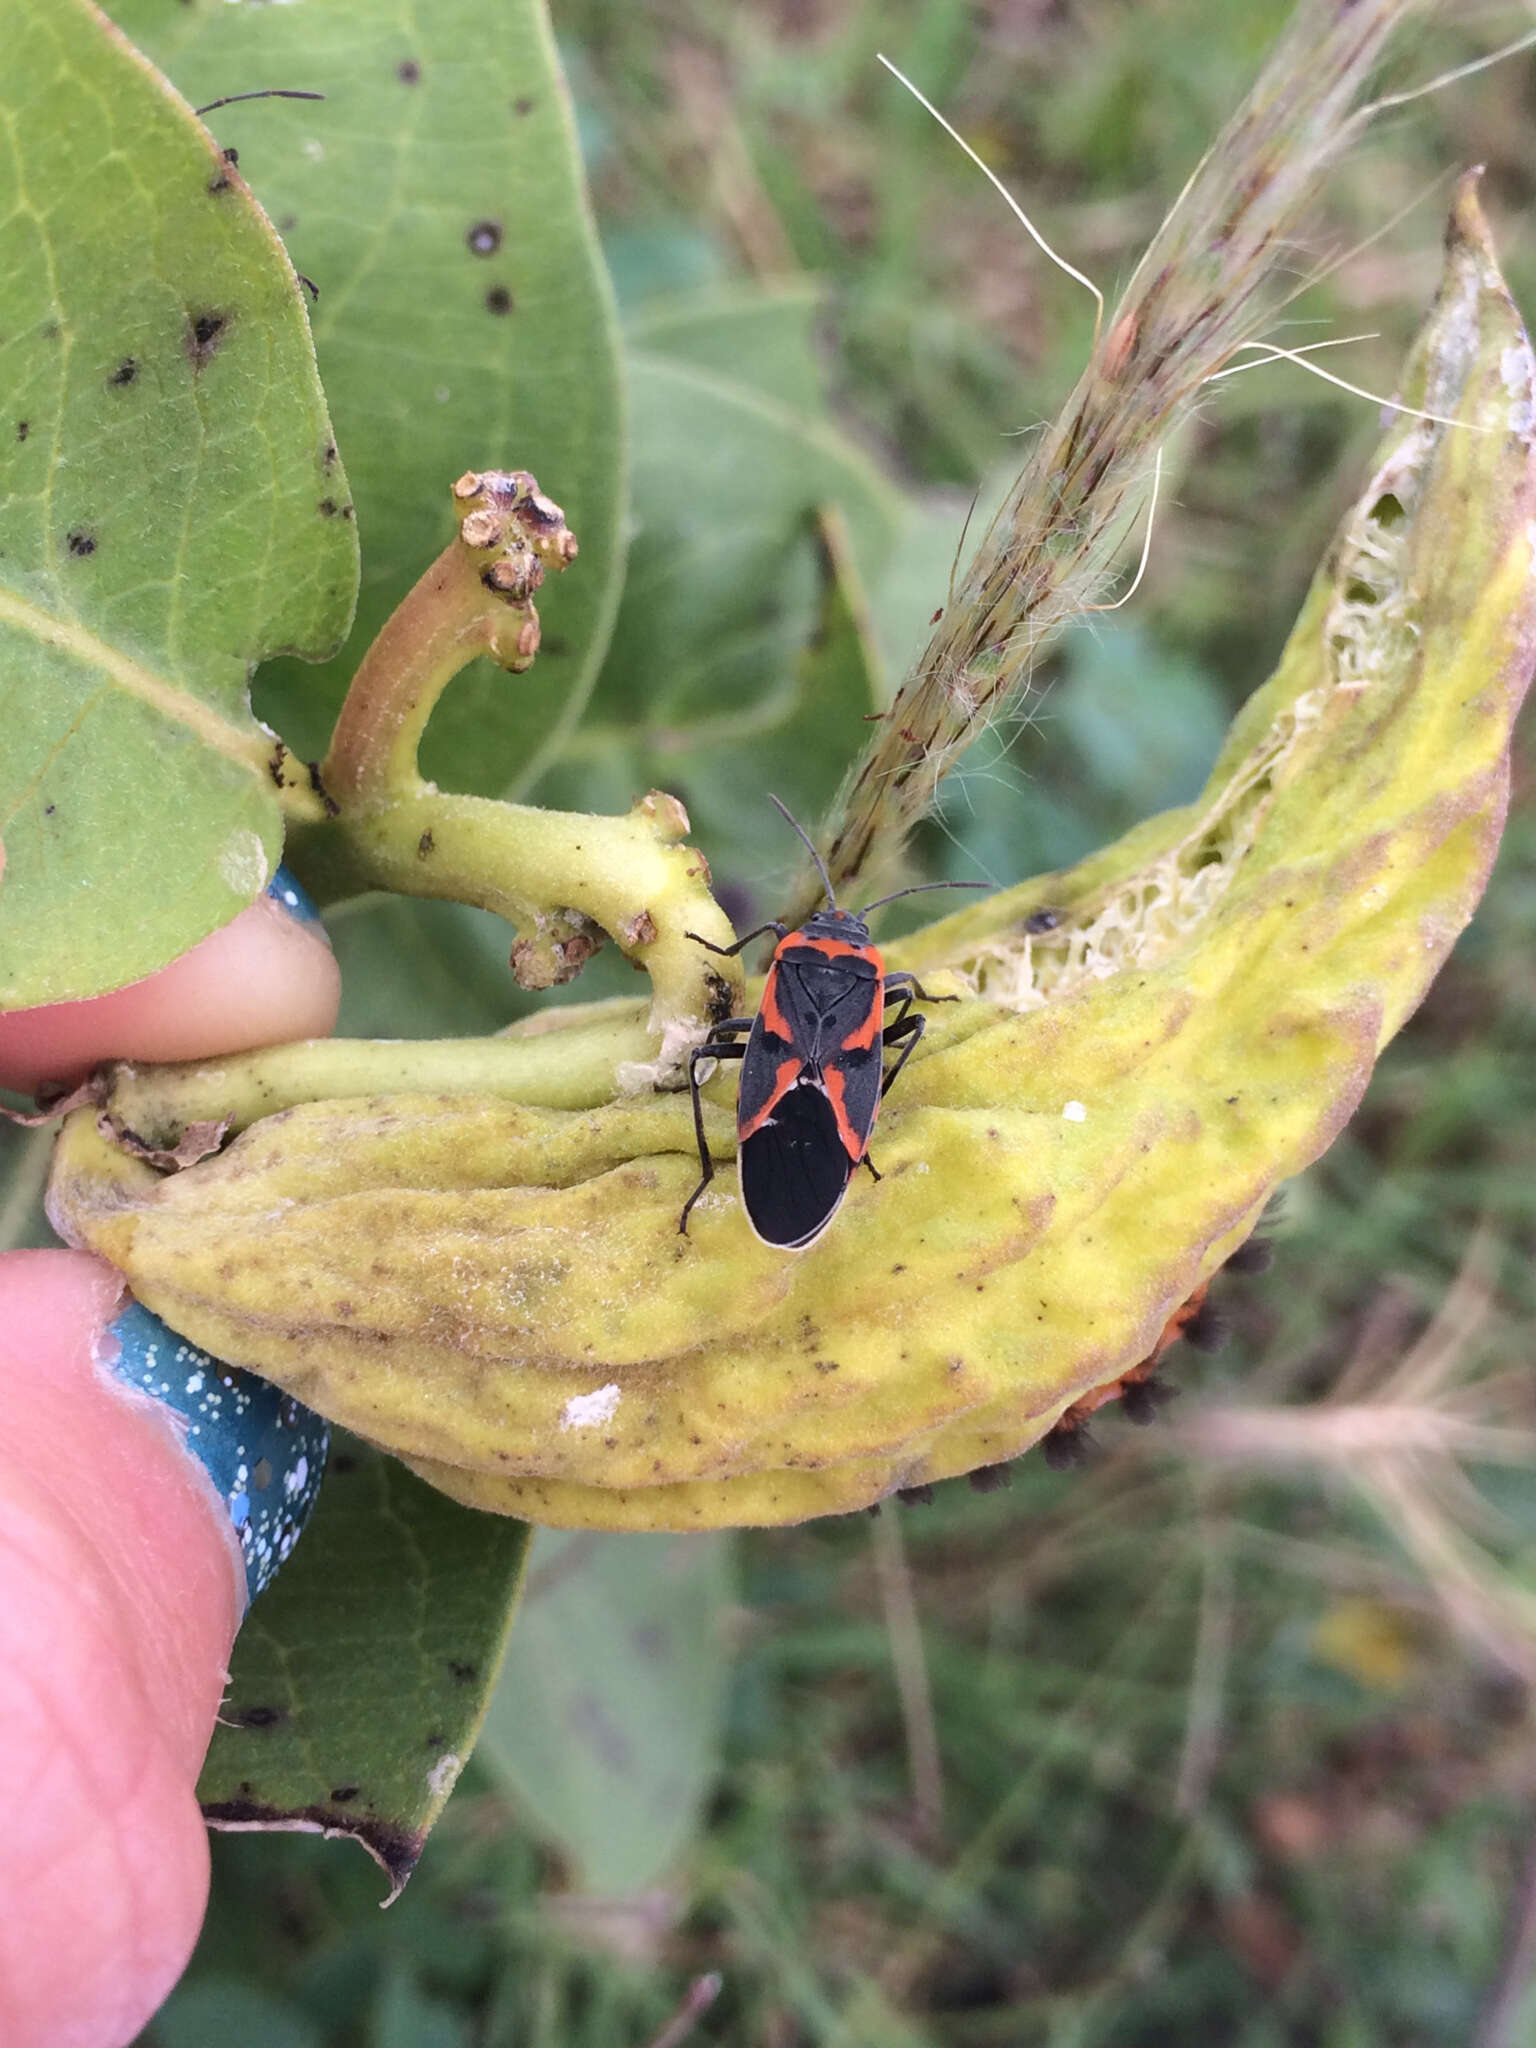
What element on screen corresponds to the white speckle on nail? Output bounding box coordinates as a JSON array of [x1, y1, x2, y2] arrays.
[[427, 1753, 461, 1798], [561, 1383, 621, 1431], [218, 829, 267, 897], [1062, 1100, 1087, 1122]]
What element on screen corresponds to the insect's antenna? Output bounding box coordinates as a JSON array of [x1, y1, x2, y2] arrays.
[[857, 880, 988, 916], [768, 794, 839, 908], [194, 88, 325, 117]]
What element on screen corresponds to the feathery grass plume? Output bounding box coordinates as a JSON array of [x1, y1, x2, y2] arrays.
[[1173, 1229, 1536, 1682], [816, 0, 1413, 909]]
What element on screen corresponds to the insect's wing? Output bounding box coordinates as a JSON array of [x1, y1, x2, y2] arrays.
[[739, 1081, 855, 1250], [825, 1042, 883, 1161], [736, 1007, 803, 1138]]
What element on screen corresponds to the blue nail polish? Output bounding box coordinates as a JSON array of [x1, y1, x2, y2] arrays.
[[103, 1301, 329, 1602], [264, 862, 324, 930]]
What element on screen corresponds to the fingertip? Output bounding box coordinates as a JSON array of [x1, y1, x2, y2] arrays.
[[0, 1251, 243, 2046], [0, 875, 340, 1094]]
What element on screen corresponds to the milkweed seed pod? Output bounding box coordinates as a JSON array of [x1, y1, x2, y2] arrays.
[[49, 187, 1536, 1531]]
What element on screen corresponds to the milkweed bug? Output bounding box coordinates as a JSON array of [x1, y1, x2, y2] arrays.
[[679, 798, 983, 1250]]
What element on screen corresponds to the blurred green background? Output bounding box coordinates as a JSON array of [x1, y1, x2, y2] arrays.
[[83, 0, 1536, 2039]]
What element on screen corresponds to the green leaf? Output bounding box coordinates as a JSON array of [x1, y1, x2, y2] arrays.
[[149, 1978, 325, 2048], [372, 1966, 473, 2048], [198, 1438, 530, 1901], [475, 1530, 733, 1896], [326, 897, 523, 1042], [112, 0, 626, 806], [0, 0, 357, 1006], [532, 290, 909, 877], [1054, 619, 1230, 823], [625, 278, 832, 412], [621, 344, 903, 702]]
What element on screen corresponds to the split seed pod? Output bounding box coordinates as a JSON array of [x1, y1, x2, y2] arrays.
[[49, 187, 1536, 1531]]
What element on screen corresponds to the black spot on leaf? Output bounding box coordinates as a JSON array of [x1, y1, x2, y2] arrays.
[[15, 421, 28, 441], [186, 309, 230, 371], [484, 285, 514, 316], [329, 1784, 361, 1803], [66, 529, 97, 558], [226, 1703, 287, 1729], [397, 58, 421, 84], [513, 96, 535, 116], [107, 357, 138, 388]]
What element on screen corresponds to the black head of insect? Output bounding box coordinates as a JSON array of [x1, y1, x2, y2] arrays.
[[767, 794, 984, 940]]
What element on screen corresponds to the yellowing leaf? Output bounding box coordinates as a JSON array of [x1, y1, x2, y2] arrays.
[[49, 185, 1536, 1531]]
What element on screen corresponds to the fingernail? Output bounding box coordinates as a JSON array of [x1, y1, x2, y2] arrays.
[[265, 862, 325, 931], [102, 1301, 329, 1602]]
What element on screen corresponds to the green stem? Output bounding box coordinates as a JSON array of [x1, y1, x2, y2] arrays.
[[312, 470, 741, 1070], [102, 1004, 659, 1152]]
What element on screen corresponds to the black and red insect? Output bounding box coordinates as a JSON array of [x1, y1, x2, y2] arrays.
[[679, 799, 981, 1251]]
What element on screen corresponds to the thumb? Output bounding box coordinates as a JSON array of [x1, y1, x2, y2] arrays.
[[0, 1250, 243, 2048]]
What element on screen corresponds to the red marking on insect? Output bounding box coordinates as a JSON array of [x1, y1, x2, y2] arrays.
[[738, 1056, 803, 1142], [679, 798, 984, 1251]]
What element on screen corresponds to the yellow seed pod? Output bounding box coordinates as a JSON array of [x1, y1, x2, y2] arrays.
[[48, 188, 1536, 1531]]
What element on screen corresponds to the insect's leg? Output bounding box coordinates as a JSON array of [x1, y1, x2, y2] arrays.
[[883, 970, 960, 1006], [860, 1154, 883, 1182], [684, 922, 788, 959], [679, 1036, 749, 1235], [700, 1018, 756, 1053], [878, 1011, 925, 1099], [881, 985, 916, 1043]]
